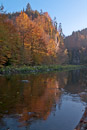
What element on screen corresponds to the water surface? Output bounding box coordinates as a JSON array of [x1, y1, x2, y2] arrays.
[[0, 69, 87, 130]]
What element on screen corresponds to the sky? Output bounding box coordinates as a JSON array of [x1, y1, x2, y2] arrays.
[[0, 0, 87, 36]]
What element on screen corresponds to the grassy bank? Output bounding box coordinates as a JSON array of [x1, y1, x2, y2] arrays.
[[0, 65, 85, 75]]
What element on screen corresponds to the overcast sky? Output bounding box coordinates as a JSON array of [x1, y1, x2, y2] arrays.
[[0, 0, 87, 36]]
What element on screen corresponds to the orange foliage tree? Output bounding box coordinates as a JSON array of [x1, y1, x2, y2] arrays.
[[0, 4, 68, 66], [0, 11, 21, 67]]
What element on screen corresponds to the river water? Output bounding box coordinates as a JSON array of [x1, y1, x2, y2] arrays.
[[0, 69, 87, 130]]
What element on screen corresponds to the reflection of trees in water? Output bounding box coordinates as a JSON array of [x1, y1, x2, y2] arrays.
[[15, 75, 62, 126], [1, 69, 87, 128], [0, 74, 62, 128], [63, 69, 87, 96], [60, 69, 87, 104], [67, 70, 80, 84], [52, 70, 87, 104]]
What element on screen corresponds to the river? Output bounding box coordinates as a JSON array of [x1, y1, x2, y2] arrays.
[[0, 69, 87, 130]]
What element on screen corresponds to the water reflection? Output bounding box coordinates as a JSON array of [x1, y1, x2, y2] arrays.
[[0, 69, 87, 130]]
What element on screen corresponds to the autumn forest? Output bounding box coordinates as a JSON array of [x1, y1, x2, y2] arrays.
[[1, 2, 87, 130], [0, 3, 67, 68], [0, 3, 87, 68]]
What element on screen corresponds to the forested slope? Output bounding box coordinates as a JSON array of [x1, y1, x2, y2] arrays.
[[64, 29, 87, 64], [0, 3, 67, 67]]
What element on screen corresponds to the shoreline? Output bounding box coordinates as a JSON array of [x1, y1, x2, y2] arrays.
[[0, 65, 85, 75], [74, 107, 87, 130]]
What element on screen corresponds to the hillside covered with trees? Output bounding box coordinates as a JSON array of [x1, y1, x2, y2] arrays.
[[64, 28, 87, 64], [0, 3, 68, 67], [1, 3, 87, 68]]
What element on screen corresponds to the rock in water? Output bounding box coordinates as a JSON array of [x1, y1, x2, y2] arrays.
[[21, 80, 29, 83]]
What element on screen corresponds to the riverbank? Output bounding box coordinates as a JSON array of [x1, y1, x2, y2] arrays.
[[0, 65, 85, 75], [74, 107, 87, 130]]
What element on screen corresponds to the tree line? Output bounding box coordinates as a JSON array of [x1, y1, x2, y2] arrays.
[[0, 3, 68, 67], [64, 29, 87, 64]]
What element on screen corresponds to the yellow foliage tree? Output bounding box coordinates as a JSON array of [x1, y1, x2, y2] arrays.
[[16, 12, 30, 64]]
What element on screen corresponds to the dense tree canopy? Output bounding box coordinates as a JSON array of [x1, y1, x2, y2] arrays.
[[0, 4, 67, 67], [64, 29, 87, 64]]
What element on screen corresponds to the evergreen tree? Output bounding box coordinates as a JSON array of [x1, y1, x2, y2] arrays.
[[26, 3, 32, 12]]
